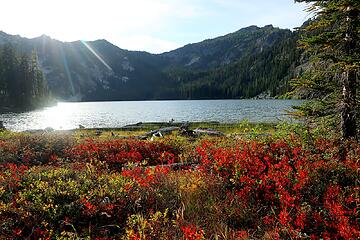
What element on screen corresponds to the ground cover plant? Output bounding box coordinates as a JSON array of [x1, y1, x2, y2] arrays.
[[0, 123, 359, 239]]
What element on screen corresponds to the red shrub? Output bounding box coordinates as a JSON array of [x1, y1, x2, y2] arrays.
[[195, 138, 360, 239], [68, 139, 180, 170], [181, 224, 205, 240]]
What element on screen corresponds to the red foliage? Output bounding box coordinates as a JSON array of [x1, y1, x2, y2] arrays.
[[181, 224, 205, 240], [68, 139, 180, 170], [0, 163, 29, 192], [194, 138, 360, 239], [1, 135, 358, 239], [121, 166, 171, 187]]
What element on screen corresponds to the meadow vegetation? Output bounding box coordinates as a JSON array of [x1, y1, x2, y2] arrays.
[[0, 122, 358, 239]]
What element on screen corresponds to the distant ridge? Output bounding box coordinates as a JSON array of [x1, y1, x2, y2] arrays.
[[0, 24, 301, 101]]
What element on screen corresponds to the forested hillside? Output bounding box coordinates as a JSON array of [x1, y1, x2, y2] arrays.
[[162, 26, 300, 98], [0, 45, 49, 110], [0, 25, 302, 101]]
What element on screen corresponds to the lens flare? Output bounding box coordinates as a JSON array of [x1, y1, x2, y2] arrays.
[[81, 40, 112, 71], [60, 47, 75, 95]]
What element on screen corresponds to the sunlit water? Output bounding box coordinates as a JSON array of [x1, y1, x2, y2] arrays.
[[0, 100, 303, 131]]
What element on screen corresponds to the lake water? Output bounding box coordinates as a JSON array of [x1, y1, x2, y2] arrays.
[[1, 100, 302, 131]]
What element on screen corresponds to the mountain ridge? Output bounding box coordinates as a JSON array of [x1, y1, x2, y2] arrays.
[[1, 23, 289, 54], [0, 24, 300, 101]]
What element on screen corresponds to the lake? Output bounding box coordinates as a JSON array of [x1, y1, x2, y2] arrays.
[[0, 100, 303, 131]]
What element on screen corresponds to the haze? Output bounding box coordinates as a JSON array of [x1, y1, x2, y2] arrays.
[[0, 0, 309, 53]]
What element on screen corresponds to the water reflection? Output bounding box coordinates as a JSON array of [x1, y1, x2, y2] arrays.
[[0, 100, 303, 131]]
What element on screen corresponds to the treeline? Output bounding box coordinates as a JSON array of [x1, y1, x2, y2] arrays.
[[162, 31, 300, 99], [0, 45, 50, 110]]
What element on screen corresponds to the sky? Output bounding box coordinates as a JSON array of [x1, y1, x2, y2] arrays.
[[0, 0, 310, 53]]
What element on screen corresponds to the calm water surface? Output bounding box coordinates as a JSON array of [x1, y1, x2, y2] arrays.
[[1, 100, 302, 131]]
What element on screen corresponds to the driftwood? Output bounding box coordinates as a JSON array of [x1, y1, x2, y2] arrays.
[[179, 128, 197, 137], [145, 126, 180, 137], [193, 128, 225, 136], [142, 126, 226, 139], [135, 135, 148, 140], [120, 126, 144, 131]]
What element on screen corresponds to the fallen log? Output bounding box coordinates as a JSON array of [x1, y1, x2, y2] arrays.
[[135, 135, 148, 140], [179, 128, 197, 137], [193, 128, 225, 136], [144, 126, 180, 137]]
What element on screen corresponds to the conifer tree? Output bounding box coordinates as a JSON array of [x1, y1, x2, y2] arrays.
[[0, 45, 50, 110], [17, 55, 31, 107], [295, 0, 359, 138], [0, 49, 4, 101], [2, 45, 18, 104]]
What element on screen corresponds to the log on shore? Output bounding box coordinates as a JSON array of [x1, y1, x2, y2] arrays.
[[193, 128, 225, 136]]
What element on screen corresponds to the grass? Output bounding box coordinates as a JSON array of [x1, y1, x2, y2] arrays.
[[69, 121, 280, 139]]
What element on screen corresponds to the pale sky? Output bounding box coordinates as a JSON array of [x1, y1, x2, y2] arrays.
[[0, 0, 309, 53]]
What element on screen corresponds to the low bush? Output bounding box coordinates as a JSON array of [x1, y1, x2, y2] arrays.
[[0, 131, 358, 239]]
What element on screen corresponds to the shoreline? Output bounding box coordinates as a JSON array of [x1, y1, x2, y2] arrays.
[[14, 121, 279, 133], [0, 121, 284, 140]]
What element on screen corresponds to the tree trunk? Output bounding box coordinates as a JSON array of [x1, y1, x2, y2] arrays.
[[341, 6, 358, 139], [341, 69, 357, 138]]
